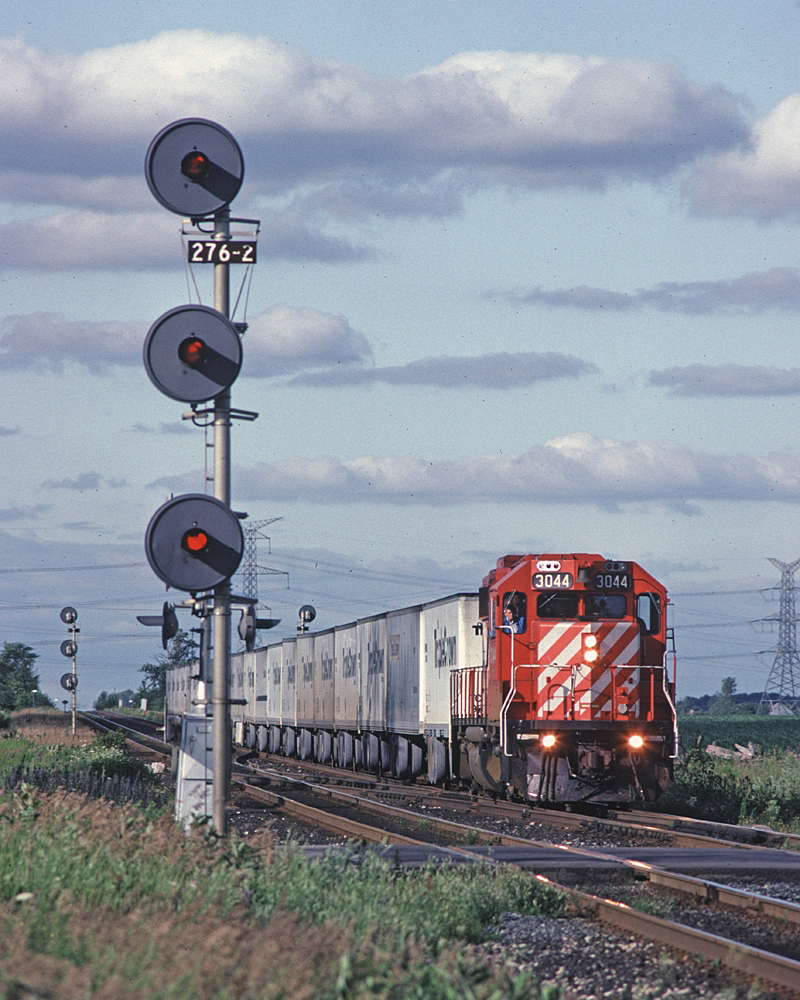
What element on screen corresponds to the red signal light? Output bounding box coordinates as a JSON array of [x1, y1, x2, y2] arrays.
[[181, 150, 210, 182], [181, 527, 209, 555], [178, 336, 207, 368]]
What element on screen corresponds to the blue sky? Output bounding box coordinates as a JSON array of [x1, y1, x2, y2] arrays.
[[2, 0, 800, 705]]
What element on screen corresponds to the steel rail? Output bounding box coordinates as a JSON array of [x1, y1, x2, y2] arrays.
[[243, 767, 800, 920], [236, 771, 800, 994], [617, 807, 800, 850], [255, 750, 793, 850], [79, 712, 172, 762], [554, 877, 800, 995]]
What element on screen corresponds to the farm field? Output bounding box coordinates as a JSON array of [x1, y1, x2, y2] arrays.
[[677, 714, 800, 754]]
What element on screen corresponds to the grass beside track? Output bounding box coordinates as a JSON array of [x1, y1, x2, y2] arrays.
[[0, 791, 564, 1000], [0, 713, 565, 1000]]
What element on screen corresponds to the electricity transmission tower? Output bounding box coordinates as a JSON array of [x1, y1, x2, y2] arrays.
[[757, 557, 800, 714], [240, 519, 289, 644]]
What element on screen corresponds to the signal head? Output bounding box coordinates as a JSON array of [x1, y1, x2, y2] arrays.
[[161, 602, 179, 650], [238, 606, 256, 651], [145, 118, 244, 217], [144, 305, 241, 403], [145, 494, 244, 592]]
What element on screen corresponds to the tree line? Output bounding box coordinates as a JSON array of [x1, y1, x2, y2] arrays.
[[0, 642, 53, 711], [95, 629, 197, 713]]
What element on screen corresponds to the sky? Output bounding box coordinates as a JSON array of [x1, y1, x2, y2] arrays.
[[2, 0, 800, 706]]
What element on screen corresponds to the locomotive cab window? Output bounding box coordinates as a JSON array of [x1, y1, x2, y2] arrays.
[[537, 591, 580, 619], [537, 591, 628, 620], [502, 592, 527, 632], [636, 592, 661, 634], [584, 594, 627, 619]]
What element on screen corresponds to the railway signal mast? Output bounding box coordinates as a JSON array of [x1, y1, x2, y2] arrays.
[[143, 119, 260, 832], [59, 606, 79, 736]]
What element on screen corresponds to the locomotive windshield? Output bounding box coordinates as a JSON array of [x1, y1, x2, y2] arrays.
[[536, 591, 627, 620]]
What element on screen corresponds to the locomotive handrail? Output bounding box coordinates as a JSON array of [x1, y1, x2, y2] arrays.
[[499, 627, 538, 757], [660, 660, 680, 758], [498, 624, 516, 757]]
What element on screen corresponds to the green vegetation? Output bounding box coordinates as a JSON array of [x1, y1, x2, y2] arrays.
[[0, 724, 166, 809], [0, 786, 564, 999], [0, 643, 52, 711], [657, 747, 800, 828], [677, 713, 800, 754], [94, 689, 137, 710]]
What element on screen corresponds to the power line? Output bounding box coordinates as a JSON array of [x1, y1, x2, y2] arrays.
[[0, 563, 145, 575], [671, 588, 766, 597]]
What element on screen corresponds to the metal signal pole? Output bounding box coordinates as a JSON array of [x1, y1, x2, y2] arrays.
[[143, 119, 253, 835], [212, 207, 232, 834]]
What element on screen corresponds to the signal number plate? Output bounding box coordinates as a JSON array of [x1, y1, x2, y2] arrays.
[[533, 572, 573, 590], [188, 241, 257, 264], [594, 573, 631, 590]]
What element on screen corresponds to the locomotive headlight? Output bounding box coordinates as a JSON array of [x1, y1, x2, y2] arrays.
[[582, 633, 599, 663], [628, 734, 644, 750], [541, 733, 557, 748]]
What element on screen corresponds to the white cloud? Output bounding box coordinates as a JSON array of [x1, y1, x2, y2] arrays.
[[505, 267, 800, 315], [43, 472, 127, 491], [685, 93, 800, 220], [0, 206, 371, 271], [0, 313, 144, 372], [0, 306, 371, 374], [242, 304, 373, 376], [148, 432, 800, 508], [0, 31, 747, 196], [0, 212, 178, 271]]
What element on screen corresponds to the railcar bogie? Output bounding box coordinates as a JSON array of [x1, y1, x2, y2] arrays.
[[165, 553, 677, 804]]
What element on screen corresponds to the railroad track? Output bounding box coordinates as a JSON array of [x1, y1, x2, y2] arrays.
[[88, 717, 800, 850], [249, 749, 799, 851], [232, 766, 800, 995], [88, 715, 798, 852], [88, 712, 800, 994], [80, 711, 173, 765]]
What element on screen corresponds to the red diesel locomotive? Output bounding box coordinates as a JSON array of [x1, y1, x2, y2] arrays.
[[173, 550, 678, 806], [452, 553, 678, 803]]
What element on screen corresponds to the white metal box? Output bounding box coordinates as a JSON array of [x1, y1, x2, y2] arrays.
[[385, 605, 423, 734], [421, 594, 481, 734], [313, 628, 336, 729], [358, 613, 388, 731], [296, 632, 315, 727], [334, 622, 359, 729], [281, 638, 298, 726]]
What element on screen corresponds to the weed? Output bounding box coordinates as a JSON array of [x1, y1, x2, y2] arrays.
[[657, 747, 800, 829], [0, 791, 564, 999]]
